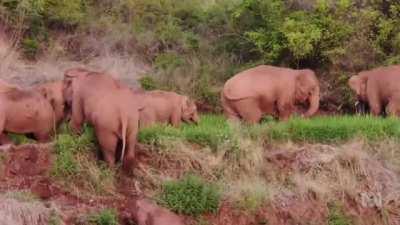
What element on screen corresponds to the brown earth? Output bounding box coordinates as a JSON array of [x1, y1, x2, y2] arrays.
[[0, 143, 399, 225]]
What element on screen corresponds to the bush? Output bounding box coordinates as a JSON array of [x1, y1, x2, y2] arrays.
[[89, 208, 118, 225], [160, 174, 220, 216], [138, 75, 158, 90]]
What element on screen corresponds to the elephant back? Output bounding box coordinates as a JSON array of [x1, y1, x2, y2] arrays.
[[223, 65, 284, 100]]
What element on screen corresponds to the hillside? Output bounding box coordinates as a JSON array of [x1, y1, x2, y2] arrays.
[[0, 0, 400, 225]]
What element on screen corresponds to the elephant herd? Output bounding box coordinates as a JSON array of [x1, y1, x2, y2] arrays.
[[0, 64, 398, 171]]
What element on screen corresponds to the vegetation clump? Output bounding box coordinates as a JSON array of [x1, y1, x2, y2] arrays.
[[160, 174, 220, 216]]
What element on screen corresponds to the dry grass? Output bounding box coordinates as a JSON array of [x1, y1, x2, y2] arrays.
[[0, 192, 63, 225]]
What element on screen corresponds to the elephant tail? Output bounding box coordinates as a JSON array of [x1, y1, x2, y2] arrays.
[[120, 116, 128, 163]]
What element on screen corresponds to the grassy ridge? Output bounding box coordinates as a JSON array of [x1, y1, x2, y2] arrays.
[[139, 115, 400, 148]]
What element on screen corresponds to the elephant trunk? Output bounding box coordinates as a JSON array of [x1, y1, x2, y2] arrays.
[[304, 87, 320, 117]]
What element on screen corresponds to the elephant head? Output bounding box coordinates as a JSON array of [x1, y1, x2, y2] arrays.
[[181, 97, 200, 124], [36, 81, 66, 124], [63, 68, 91, 105], [348, 74, 368, 102], [295, 69, 320, 117]]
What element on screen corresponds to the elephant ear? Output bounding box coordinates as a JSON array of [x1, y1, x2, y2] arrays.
[[348, 75, 368, 99]]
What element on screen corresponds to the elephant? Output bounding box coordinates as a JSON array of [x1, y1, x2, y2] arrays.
[[348, 65, 400, 116], [63, 68, 141, 172], [0, 80, 56, 144], [221, 65, 320, 123], [136, 90, 199, 128], [35, 81, 66, 125]]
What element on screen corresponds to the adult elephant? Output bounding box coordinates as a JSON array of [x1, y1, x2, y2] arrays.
[[0, 80, 56, 144], [63, 68, 141, 172], [348, 65, 400, 116], [137, 90, 199, 128], [35, 81, 66, 125], [221, 65, 320, 123]]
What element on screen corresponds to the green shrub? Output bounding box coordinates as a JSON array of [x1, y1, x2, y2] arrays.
[[160, 174, 220, 216], [89, 208, 118, 225]]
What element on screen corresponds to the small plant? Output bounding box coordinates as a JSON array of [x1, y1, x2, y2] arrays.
[[328, 203, 352, 225], [22, 38, 40, 59], [89, 208, 119, 225], [139, 75, 158, 90], [160, 174, 220, 216], [48, 210, 62, 225]]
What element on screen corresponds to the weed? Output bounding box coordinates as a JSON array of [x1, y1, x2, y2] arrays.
[[48, 210, 62, 225], [89, 208, 119, 225], [160, 174, 220, 216], [21, 38, 40, 59]]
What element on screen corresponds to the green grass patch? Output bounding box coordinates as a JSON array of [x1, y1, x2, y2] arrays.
[[139, 115, 233, 151], [88, 208, 119, 225], [159, 174, 220, 216], [268, 116, 400, 143], [52, 123, 96, 177], [139, 115, 400, 148]]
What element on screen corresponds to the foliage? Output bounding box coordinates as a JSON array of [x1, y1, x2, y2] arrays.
[[138, 75, 158, 90], [88, 208, 119, 225], [160, 174, 220, 216]]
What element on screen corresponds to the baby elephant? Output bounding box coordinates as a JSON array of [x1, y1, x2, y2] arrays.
[[137, 90, 199, 128], [0, 80, 56, 144]]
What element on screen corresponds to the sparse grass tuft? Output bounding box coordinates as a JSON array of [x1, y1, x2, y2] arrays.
[[160, 174, 220, 216], [4, 191, 38, 202], [88, 208, 119, 225], [328, 203, 352, 225]]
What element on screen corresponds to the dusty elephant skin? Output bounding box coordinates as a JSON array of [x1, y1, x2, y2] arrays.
[[221, 65, 320, 123], [0, 80, 56, 144], [348, 65, 400, 116], [131, 198, 184, 225], [63, 68, 141, 172], [136, 90, 199, 128], [34, 81, 66, 125]]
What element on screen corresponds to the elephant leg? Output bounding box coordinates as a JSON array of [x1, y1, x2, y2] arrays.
[[367, 93, 382, 116], [234, 98, 262, 124], [0, 133, 12, 145], [170, 109, 182, 127], [386, 98, 400, 117], [95, 128, 118, 167], [277, 98, 294, 121], [34, 131, 51, 143], [221, 97, 241, 122], [122, 132, 137, 173]]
